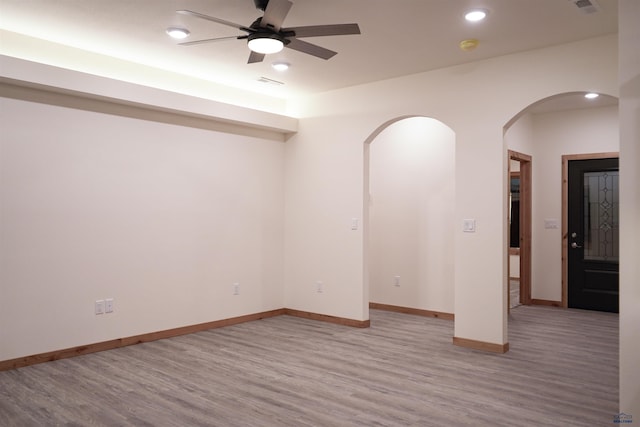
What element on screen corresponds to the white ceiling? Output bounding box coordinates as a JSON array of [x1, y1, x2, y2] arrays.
[[0, 0, 619, 102]]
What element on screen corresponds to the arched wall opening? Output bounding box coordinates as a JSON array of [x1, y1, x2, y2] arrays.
[[364, 116, 456, 316], [503, 91, 619, 310]]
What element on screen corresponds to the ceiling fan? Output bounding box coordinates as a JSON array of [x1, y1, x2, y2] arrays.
[[176, 0, 361, 64]]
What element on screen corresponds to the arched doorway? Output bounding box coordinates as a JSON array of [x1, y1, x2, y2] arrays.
[[364, 116, 455, 317], [504, 91, 619, 312]]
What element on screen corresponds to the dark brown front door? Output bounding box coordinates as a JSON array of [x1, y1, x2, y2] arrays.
[[567, 158, 619, 313]]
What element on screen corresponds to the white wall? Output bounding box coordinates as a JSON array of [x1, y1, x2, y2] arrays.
[[0, 93, 285, 361], [505, 113, 535, 155], [282, 116, 367, 320], [368, 117, 455, 313], [618, 0, 640, 416], [509, 256, 520, 279]]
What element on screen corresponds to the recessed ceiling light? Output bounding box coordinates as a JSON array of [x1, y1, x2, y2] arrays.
[[272, 62, 290, 71], [585, 92, 600, 99], [166, 27, 190, 39], [465, 9, 488, 22]]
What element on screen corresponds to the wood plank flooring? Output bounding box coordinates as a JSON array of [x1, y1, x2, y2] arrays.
[[510, 279, 521, 309], [0, 306, 618, 426]]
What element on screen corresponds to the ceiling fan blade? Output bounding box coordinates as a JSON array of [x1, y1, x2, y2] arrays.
[[248, 51, 266, 64], [286, 38, 337, 60], [261, 0, 292, 31], [177, 10, 251, 32], [178, 35, 242, 46], [284, 23, 361, 38]]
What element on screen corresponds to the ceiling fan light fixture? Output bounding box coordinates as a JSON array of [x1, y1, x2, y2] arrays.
[[166, 27, 190, 39], [248, 33, 285, 54], [465, 9, 488, 22]]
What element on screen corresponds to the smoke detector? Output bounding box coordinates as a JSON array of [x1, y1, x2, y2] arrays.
[[568, 0, 601, 14], [459, 39, 479, 52]]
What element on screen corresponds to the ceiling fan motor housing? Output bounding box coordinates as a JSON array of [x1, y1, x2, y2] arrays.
[[248, 31, 288, 45], [253, 0, 269, 11]]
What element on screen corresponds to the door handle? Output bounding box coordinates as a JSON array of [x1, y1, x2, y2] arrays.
[[571, 242, 582, 249]]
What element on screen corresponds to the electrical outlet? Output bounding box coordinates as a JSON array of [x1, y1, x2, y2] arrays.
[[95, 300, 105, 315], [105, 298, 114, 313], [394, 276, 400, 287], [233, 283, 240, 295], [316, 281, 323, 293]]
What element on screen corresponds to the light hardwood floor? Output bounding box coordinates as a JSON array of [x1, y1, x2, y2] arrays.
[[0, 306, 618, 426], [510, 279, 521, 308]]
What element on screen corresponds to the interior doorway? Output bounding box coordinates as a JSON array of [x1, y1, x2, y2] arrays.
[[365, 116, 455, 316], [508, 150, 532, 311]]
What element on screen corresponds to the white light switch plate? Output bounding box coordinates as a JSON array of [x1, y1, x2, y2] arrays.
[[105, 298, 114, 313], [95, 300, 105, 315], [544, 218, 560, 229]]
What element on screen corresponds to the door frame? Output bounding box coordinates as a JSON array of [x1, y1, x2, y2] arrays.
[[508, 150, 532, 309], [561, 152, 619, 308]]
